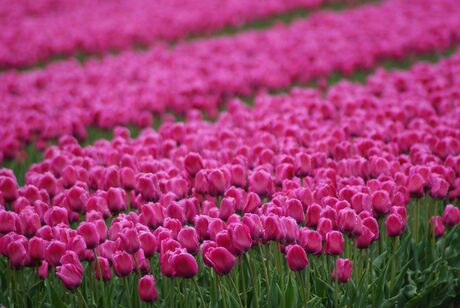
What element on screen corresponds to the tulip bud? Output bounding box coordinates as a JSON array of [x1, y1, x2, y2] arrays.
[[285, 244, 309, 272], [208, 169, 228, 196], [139, 232, 158, 258], [355, 226, 374, 249], [429, 216, 445, 238], [138, 275, 158, 302], [29, 236, 46, 261], [121, 228, 140, 254], [171, 250, 198, 278], [442, 204, 460, 227], [385, 214, 405, 237], [106, 188, 127, 212], [184, 153, 203, 176], [306, 204, 322, 227], [263, 215, 282, 242], [0, 210, 16, 233], [286, 199, 305, 223], [249, 169, 273, 197], [94, 256, 112, 281], [177, 227, 199, 254], [229, 223, 252, 254], [219, 197, 235, 220], [77, 222, 100, 249], [371, 190, 391, 215], [317, 218, 333, 239], [206, 246, 235, 275], [8, 239, 29, 268], [338, 208, 358, 234], [38, 260, 49, 279], [324, 231, 344, 255], [56, 263, 83, 290], [45, 240, 66, 266], [362, 217, 379, 240], [113, 251, 134, 277], [44, 207, 69, 227], [332, 258, 352, 283], [243, 192, 261, 213], [299, 228, 322, 254], [0, 176, 18, 201]]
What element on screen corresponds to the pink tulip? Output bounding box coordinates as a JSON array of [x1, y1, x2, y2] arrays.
[[113, 251, 134, 277], [355, 226, 374, 249], [29, 237, 46, 261], [139, 232, 158, 258], [121, 228, 140, 254], [94, 257, 112, 281], [299, 228, 322, 254], [385, 214, 405, 237], [138, 275, 158, 303], [38, 261, 49, 279], [171, 250, 198, 278], [177, 227, 199, 254], [45, 240, 66, 266], [442, 204, 460, 227], [324, 231, 344, 256], [332, 258, 353, 283], [77, 222, 100, 249], [206, 246, 236, 275], [429, 216, 445, 238], [285, 244, 309, 272], [56, 263, 83, 290]]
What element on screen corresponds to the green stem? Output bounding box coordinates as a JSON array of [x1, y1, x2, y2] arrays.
[[124, 277, 133, 308], [193, 278, 205, 306], [77, 288, 89, 308], [228, 273, 244, 308]]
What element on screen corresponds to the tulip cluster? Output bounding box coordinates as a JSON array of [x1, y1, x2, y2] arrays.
[[2, 0, 460, 161], [1, 45, 460, 306], [0, 0, 337, 68]]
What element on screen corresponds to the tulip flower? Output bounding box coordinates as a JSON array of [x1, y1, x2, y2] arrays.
[[324, 231, 344, 255], [138, 275, 158, 303], [184, 153, 203, 176], [205, 246, 236, 275], [113, 251, 134, 277], [285, 244, 309, 272], [94, 256, 112, 281], [355, 226, 375, 249], [56, 263, 83, 290], [429, 216, 445, 238], [77, 222, 100, 249], [171, 250, 198, 278], [304, 202, 321, 225], [299, 228, 322, 254], [7, 239, 29, 268], [229, 223, 252, 254], [385, 214, 405, 237], [178, 227, 199, 254], [38, 261, 49, 279], [121, 228, 140, 254], [45, 240, 66, 266], [442, 204, 460, 227], [28, 237, 46, 261], [371, 190, 391, 215], [139, 232, 158, 258], [332, 258, 353, 283]]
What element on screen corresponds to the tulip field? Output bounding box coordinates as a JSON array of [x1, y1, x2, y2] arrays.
[[2, 0, 460, 307]]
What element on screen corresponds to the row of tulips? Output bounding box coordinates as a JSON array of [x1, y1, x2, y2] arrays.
[[0, 0, 342, 69], [0, 198, 459, 307], [2, 0, 460, 160], [1, 46, 460, 306]]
